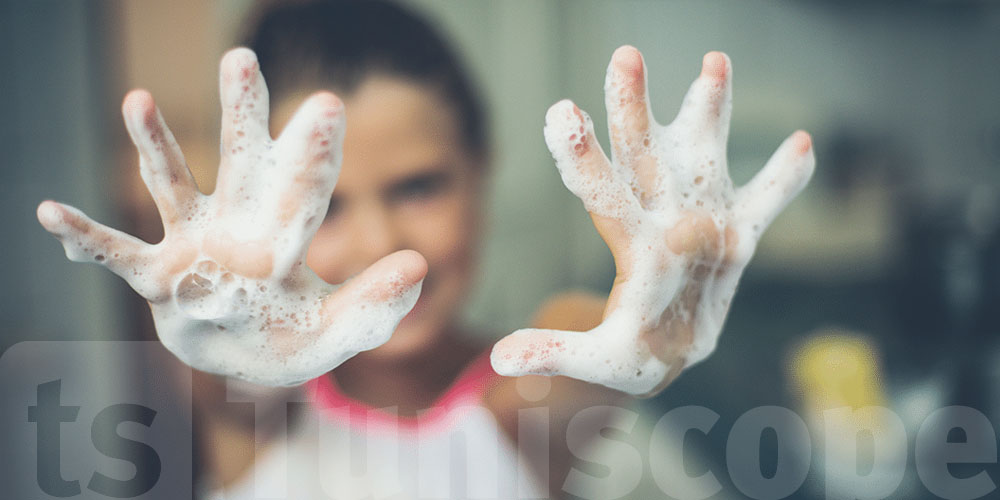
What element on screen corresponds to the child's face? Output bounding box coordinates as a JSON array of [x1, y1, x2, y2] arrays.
[[274, 76, 485, 360]]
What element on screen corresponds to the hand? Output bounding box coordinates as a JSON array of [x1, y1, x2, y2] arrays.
[[491, 46, 815, 396], [37, 48, 427, 386]]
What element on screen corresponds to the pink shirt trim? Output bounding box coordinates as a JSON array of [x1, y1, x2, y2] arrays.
[[305, 353, 499, 436]]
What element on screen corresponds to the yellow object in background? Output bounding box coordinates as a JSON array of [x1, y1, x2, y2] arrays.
[[789, 330, 887, 411]]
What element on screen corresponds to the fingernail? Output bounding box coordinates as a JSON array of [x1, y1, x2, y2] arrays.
[[792, 130, 812, 154], [701, 51, 728, 79], [612, 45, 644, 83]]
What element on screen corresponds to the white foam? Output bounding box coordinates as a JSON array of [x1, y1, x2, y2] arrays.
[[492, 48, 815, 395], [38, 48, 423, 386]]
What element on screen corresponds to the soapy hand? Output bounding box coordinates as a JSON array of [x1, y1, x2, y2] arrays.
[[37, 48, 426, 386], [491, 46, 815, 396]]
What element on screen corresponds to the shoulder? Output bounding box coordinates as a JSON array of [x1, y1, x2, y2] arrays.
[[531, 290, 607, 331]]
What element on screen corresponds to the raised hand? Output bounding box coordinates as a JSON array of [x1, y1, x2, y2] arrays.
[[491, 46, 815, 396], [37, 48, 427, 386]]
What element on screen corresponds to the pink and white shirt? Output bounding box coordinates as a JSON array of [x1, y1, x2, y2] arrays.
[[209, 355, 548, 499]]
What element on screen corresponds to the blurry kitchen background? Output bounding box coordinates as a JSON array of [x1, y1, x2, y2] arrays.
[[2, 0, 999, 498]]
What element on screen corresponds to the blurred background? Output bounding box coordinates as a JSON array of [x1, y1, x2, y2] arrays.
[[2, 0, 999, 498]]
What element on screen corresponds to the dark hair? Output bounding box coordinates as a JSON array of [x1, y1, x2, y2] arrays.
[[246, 0, 489, 159]]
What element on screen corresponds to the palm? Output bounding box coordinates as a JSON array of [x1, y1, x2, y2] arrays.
[[37, 48, 426, 386], [492, 46, 815, 396]]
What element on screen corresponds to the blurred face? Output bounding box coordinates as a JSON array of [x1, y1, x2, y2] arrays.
[[273, 76, 486, 360]]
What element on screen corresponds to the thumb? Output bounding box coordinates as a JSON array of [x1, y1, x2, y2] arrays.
[[491, 328, 598, 378], [321, 249, 427, 322], [491, 325, 674, 395]]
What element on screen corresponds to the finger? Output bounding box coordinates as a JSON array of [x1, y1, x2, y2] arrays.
[[37, 200, 156, 294], [491, 327, 671, 395], [121, 90, 199, 227], [605, 45, 653, 163], [317, 250, 426, 356], [321, 249, 428, 318], [736, 130, 815, 235], [492, 327, 659, 395], [544, 99, 634, 220], [671, 51, 732, 147], [274, 92, 346, 235], [219, 47, 270, 156], [491, 328, 600, 378]]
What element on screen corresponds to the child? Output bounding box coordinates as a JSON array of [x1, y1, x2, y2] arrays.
[[37, 1, 814, 497]]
